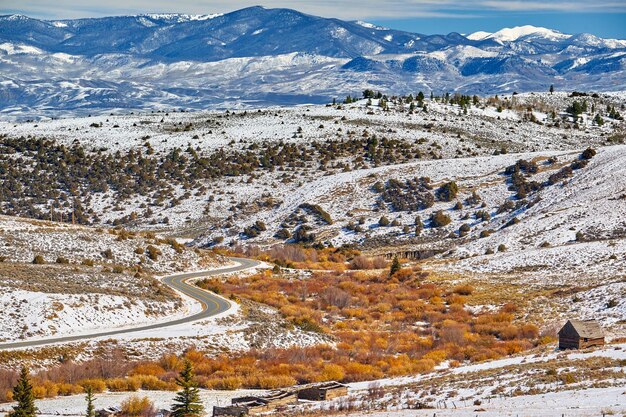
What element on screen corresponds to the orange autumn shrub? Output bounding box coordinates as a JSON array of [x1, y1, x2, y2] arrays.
[[159, 353, 182, 372], [56, 383, 82, 396], [255, 375, 298, 389], [119, 395, 155, 417], [453, 284, 474, 295], [130, 363, 167, 377], [320, 364, 345, 381], [107, 378, 139, 392], [78, 379, 107, 393]]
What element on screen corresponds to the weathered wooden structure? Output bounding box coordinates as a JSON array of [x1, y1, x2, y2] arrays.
[[213, 383, 349, 416], [382, 249, 445, 260], [295, 381, 349, 401], [558, 319, 605, 350], [213, 404, 254, 417], [213, 390, 297, 416]]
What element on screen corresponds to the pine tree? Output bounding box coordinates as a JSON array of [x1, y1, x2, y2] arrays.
[[390, 255, 401, 276], [415, 215, 423, 236], [9, 367, 37, 417], [171, 360, 204, 417], [593, 113, 604, 126], [85, 386, 95, 417], [549, 84, 554, 94]]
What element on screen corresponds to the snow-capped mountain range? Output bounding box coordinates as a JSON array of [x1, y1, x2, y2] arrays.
[[0, 6, 625, 118]]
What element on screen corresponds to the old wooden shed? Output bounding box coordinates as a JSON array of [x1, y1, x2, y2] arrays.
[[295, 381, 349, 401], [558, 319, 605, 350]]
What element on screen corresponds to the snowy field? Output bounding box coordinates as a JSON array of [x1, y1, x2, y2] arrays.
[[2, 344, 623, 417], [0, 389, 267, 417], [341, 388, 625, 417]]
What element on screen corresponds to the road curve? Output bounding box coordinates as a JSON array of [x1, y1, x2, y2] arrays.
[[0, 257, 260, 351]]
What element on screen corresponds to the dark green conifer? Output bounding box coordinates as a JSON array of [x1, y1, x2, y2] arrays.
[[171, 360, 204, 417], [9, 367, 37, 417]]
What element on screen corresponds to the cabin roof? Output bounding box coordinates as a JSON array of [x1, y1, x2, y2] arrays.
[[565, 319, 604, 339], [232, 390, 294, 406], [294, 381, 348, 391]]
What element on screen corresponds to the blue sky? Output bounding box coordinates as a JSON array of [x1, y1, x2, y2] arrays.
[[373, 12, 626, 39], [2, 0, 625, 38]]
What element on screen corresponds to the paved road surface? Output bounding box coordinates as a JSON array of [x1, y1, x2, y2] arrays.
[[0, 257, 260, 350]]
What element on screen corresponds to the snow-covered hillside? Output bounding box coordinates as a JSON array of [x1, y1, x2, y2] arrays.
[[0, 215, 220, 342], [0, 92, 623, 237]]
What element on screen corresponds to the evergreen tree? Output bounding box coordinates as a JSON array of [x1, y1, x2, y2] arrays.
[[594, 114, 604, 126], [549, 84, 554, 94], [85, 386, 95, 417], [390, 255, 401, 276], [9, 367, 37, 417], [171, 360, 204, 417], [415, 215, 423, 236]]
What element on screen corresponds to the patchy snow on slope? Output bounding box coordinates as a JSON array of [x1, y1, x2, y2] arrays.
[[354, 21, 387, 30], [339, 387, 626, 416], [0, 42, 43, 55], [0, 287, 193, 342], [452, 145, 626, 281], [568, 282, 626, 329], [428, 45, 499, 62]]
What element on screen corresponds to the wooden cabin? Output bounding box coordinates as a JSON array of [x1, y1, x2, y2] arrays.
[[295, 381, 349, 401], [558, 319, 605, 350]]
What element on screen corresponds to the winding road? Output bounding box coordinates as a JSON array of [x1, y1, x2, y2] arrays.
[[0, 257, 260, 351]]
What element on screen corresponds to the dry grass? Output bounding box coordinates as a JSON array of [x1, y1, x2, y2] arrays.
[[0, 262, 175, 302]]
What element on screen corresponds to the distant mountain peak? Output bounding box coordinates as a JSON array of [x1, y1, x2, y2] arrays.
[[468, 25, 571, 43], [0, 14, 30, 21], [354, 20, 389, 30], [142, 13, 223, 20]]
